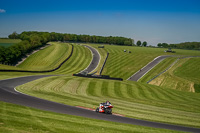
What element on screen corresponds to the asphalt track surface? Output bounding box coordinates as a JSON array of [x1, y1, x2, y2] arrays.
[[79, 45, 100, 73], [128, 55, 172, 81], [1, 76, 200, 132]]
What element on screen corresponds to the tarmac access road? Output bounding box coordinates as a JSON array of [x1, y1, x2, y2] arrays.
[[1, 75, 200, 133], [128, 55, 172, 81]]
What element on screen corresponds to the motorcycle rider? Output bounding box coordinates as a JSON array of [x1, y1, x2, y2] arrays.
[[96, 101, 113, 113], [105, 100, 111, 105]]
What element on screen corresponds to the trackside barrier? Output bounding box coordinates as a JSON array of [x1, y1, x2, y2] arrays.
[[73, 73, 123, 81], [99, 52, 109, 75], [0, 44, 74, 73]]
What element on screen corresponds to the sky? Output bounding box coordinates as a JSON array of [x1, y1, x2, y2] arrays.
[[0, 0, 200, 45]]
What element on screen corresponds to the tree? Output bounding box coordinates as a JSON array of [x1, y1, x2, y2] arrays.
[[162, 43, 169, 48], [136, 40, 141, 46], [157, 43, 162, 47], [0, 46, 6, 63], [8, 31, 19, 39], [30, 34, 41, 47], [142, 41, 147, 47]]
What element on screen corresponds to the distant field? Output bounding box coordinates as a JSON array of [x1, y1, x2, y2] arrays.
[[0, 101, 179, 133], [148, 57, 200, 92], [17, 76, 200, 128], [98, 45, 200, 79], [0, 39, 21, 47]]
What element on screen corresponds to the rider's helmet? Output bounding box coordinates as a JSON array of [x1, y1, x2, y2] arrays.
[[106, 101, 110, 105]]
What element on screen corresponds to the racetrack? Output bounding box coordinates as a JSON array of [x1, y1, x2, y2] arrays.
[[0, 75, 200, 132], [1, 47, 200, 132], [128, 55, 172, 81], [79, 45, 100, 74], [128, 55, 200, 82]]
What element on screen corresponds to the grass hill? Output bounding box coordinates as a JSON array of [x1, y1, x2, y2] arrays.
[[140, 57, 200, 92], [1, 42, 200, 132], [51, 44, 92, 75], [17, 42, 72, 71], [98, 45, 200, 80], [174, 58, 200, 92], [0, 42, 92, 79]]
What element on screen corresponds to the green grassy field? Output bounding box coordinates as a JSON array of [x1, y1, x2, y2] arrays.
[[99, 45, 200, 79], [1, 43, 200, 132], [0, 39, 21, 47], [0, 42, 92, 79], [17, 76, 200, 128], [18, 42, 72, 71], [0, 101, 181, 133], [146, 57, 200, 92], [51, 43, 92, 75], [174, 58, 200, 93]]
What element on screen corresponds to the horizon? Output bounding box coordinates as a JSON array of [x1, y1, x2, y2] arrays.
[[0, 0, 200, 46]]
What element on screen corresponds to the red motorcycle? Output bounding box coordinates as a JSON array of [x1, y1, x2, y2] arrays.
[[96, 101, 113, 114]]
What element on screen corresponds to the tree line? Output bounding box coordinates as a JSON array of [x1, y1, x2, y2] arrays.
[[0, 34, 42, 65], [136, 40, 147, 47], [157, 42, 200, 50], [1, 31, 138, 65], [9, 31, 135, 46]]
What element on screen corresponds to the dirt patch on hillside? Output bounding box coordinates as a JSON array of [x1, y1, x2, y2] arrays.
[[149, 76, 164, 86], [190, 83, 195, 93]]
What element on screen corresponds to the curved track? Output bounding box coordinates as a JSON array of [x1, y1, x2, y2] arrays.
[[0, 75, 200, 132], [79, 45, 100, 73]]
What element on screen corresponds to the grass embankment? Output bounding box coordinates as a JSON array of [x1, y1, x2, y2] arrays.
[[17, 76, 200, 128], [100, 45, 200, 79], [0, 64, 24, 70], [174, 58, 200, 92], [52, 43, 92, 75], [18, 42, 72, 71], [0, 43, 92, 79], [0, 101, 180, 133], [0, 39, 21, 47], [147, 57, 200, 92]]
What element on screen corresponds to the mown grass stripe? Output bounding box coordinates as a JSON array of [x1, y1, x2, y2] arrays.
[[101, 81, 109, 96], [114, 82, 123, 98], [87, 81, 97, 96]]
